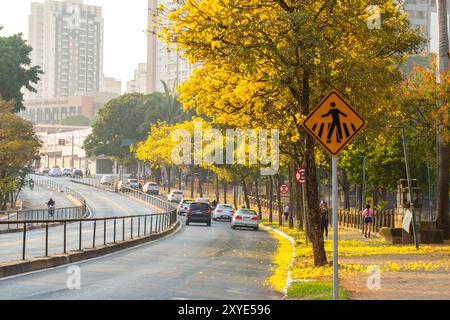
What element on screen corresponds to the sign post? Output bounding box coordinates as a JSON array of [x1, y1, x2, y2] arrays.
[[303, 91, 367, 301]]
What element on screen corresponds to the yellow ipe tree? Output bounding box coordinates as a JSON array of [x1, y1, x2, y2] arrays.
[[158, 0, 423, 266]]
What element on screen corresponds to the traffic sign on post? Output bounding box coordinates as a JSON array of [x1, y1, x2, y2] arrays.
[[302, 91, 367, 301], [280, 184, 289, 194], [295, 168, 306, 184], [303, 91, 367, 156]]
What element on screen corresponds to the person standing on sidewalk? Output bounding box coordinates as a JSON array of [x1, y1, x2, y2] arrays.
[[362, 204, 375, 238], [320, 201, 329, 240]]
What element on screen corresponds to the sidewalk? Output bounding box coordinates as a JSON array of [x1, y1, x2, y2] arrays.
[[337, 228, 450, 300]]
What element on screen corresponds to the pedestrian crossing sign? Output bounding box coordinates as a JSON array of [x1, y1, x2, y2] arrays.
[[303, 91, 367, 156]]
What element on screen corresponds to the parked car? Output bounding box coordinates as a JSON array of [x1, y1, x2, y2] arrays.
[[118, 180, 132, 192], [48, 168, 63, 177], [100, 175, 114, 185], [213, 204, 235, 221], [231, 208, 259, 231], [62, 168, 72, 177], [177, 199, 194, 216], [41, 167, 51, 175], [186, 202, 212, 226], [71, 169, 84, 178], [168, 190, 184, 203], [143, 182, 159, 195], [127, 179, 140, 190], [195, 198, 210, 204]]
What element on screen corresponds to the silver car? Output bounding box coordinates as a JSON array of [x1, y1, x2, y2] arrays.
[[231, 209, 260, 231], [213, 204, 235, 221]]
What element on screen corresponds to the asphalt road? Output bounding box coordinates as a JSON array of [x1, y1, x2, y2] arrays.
[[0, 178, 281, 300]]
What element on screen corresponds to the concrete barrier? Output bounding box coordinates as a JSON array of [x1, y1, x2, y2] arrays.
[[0, 220, 180, 279]]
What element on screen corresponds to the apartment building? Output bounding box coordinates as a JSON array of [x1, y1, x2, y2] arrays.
[[147, 0, 194, 93], [127, 63, 148, 94], [27, 0, 104, 99]]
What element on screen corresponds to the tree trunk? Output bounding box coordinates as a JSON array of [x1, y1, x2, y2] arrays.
[[190, 165, 195, 198], [233, 180, 238, 209], [276, 175, 283, 226], [242, 176, 250, 209], [223, 181, 228, 203], [295, 173, 303, 231], [255, 178, 263, 219], [288, 162, 295, 229], [269, 176, 274, 223], [215, 173, 220, 202], [302, 67, 328, 266], [339, 168, 350, 209], [436, 0, 450, 238]]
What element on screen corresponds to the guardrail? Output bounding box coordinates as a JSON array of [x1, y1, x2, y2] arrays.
[[32, 175, 88, 205], [0, 210, 177, 261], [71, 177, 178, 212]]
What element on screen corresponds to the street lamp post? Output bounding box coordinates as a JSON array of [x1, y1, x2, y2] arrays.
[[391, 126, 419, 249]]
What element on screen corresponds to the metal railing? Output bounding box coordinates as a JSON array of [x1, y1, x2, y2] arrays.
[[32, 175, 88, 205], [71, 177, 178, 212], [0, 210, 178, 261]]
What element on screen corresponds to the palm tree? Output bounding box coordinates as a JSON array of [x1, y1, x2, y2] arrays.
[[436, 0, 449, 238]]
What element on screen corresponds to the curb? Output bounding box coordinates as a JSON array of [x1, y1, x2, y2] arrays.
[[0, 220, 180, 279], [260, 224, 296, 297]]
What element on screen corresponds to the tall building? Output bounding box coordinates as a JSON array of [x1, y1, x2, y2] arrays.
[[28, 0, 104, 99], [402, 0, 450, 52], [127, 63, 148, 93], [101, 76, 122, 95], [147, 0, 193, 93]]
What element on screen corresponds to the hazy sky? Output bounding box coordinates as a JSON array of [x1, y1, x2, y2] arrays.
[[0, 0, 149, 90]]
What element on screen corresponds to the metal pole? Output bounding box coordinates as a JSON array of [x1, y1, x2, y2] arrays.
[[362, 156, 366, 211], [22, 223, 27, 260], [401, 128, 419, 249], [332, 157, 339, 300], [71, 135, 74, 169]]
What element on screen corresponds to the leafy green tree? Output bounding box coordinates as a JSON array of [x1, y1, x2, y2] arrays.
[[0, 28, 42, 113]]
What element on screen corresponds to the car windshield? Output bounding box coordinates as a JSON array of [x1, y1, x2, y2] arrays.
[[237, 209, 258, 216], [190, 203, 210, 210], [218, 205, 233, 210], [129, 179, 138, 183], [149, 183, 157, 186], [173, 191, 183, 195], [183, 200, 193, 204]]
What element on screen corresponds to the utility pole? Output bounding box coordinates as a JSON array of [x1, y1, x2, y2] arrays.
[[71, 135, 74, 169]]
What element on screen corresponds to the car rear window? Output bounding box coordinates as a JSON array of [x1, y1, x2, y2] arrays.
[[129, 180, 138, 183], [219, 205, 233, 210], [173, 191, 183, 195], [149, 183, 157, 187], [190, 203, 210, 210], [238, 209, 258, 216]]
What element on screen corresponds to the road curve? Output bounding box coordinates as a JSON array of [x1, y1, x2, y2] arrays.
[[0, 179, 281, 300]]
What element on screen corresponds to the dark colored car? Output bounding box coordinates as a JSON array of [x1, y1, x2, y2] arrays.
[[186, 202, 212, 227], [71, 169, 84, 178]]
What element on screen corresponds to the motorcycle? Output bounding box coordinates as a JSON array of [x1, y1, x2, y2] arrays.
[[47, 204, 55, 217], [29, 181, 34, 191]]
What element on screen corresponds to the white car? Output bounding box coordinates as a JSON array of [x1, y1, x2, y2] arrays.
[[177, 199, 194, 216], [231, 209, 260, 231], [127, 179, 140, 189], [213, 204, 235, 221], [62, 168, 72, 177], [49, 168, 63, 177], [195, 198, 210, 204], [100, 175, 114, 185], [168, 190, 184, 203], [143, 182, 159, 195]]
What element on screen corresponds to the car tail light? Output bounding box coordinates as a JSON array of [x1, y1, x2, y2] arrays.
[[235, 216, 243, 220], [231, 211, 235, 214], [252, 216, 259, 221], [216, 210, 222, 213]]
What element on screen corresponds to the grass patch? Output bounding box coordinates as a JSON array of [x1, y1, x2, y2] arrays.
[[287, 281, 349, 300]]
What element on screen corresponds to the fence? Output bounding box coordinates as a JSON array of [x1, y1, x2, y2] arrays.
[[0, 211, 177, 261], [71, 177, 178, 212], [336, 209, 397, 233]]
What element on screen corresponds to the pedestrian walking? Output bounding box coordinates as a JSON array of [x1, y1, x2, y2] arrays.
[[362, 204, 375, 238], [283, 204, 289, 222], [320, 201, 329, 239]]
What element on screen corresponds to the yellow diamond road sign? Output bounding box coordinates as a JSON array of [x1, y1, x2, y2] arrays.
[[303, 91, 367, 156]]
